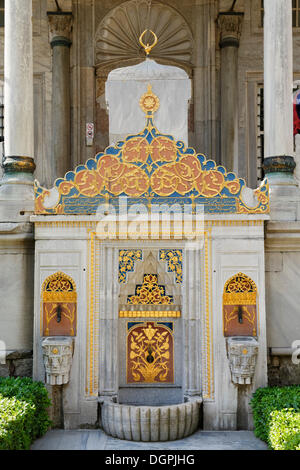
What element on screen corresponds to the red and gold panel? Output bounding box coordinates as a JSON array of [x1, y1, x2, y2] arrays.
[[42, 272, 77, 337], [223, 273, 257, 337], [127, 322, 174, 383], [43, 302, 76, 336], [223, 305, 257, 337]]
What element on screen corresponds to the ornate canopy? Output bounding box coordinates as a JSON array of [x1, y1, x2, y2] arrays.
[[34, 85, 269, 215]]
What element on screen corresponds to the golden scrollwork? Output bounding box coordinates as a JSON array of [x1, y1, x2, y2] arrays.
[[127, 322, 174, 383], [223, 272, 257, 306], [34, 84, 269, 216], [159, 249, 183, 283], [42, 272, 77, 302], [127, 274, 174, 304], [119, 249, 143, 283]]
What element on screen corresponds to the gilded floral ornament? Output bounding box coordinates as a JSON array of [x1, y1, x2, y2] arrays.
[[159, 250, 183, 284], [127, 274, 173, 305], [127, 321, 174, 383], [34, 85, 269, 216], [139, 84, 160, 116], [119, 250, 143, 283], [223, 272, 257, 306]]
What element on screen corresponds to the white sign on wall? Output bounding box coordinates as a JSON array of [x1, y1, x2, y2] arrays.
[[86, 123, 94, 146]]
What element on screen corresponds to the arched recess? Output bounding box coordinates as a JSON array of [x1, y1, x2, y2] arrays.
[[118, 249, 182, 311], [223, 273, 258, 337], [95, 0, 193, 73], [41, 272, 77, 337], [94, 0, 193, 153]]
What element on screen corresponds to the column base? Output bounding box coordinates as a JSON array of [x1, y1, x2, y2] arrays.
[[0, 156, 35, 220], [2, 156, 36, 174], [263, 156, 296, 184], [263, 156, 300, 221]]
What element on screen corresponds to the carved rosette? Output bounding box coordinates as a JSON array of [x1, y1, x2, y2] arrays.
[[226, 337, 259, 385], [42, 337, 74, 385], [218, 13, 243, 48], [47, 13, 73, 47]]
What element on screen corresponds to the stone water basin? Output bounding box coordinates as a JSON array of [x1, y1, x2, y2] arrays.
[[101, 397, 202, 442]]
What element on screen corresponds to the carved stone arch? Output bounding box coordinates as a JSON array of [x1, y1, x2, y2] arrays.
[[94, 0, 193, 74]]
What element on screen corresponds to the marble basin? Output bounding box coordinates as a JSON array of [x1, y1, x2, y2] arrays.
[[100, 397, 202, 442]]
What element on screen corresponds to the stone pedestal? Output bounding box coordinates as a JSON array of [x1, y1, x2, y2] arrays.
[[226, 337, 259, 385], [218, 12, 243, 173], [48, 12, 73, 179], [42, 337, 74, 385]]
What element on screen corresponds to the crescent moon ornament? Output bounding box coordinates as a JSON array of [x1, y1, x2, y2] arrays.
[[139, 29, 158, 56]]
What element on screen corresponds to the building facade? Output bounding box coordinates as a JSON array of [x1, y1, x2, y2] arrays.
[[0, 0, 300, 436]]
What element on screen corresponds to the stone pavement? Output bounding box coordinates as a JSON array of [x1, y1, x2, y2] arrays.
[[31, 429, 268, 451]]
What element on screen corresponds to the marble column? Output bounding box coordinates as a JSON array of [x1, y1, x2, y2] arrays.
[[48, 12, 73, 179], [218, 12, 243, 173], [0, 0, 35, 209], [263, 0, 299, 220], [193, 0, 218, 161], [0, 0, 35, 364]]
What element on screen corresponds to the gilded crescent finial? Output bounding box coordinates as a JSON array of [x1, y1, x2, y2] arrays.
[[139, 29, 158, 56]]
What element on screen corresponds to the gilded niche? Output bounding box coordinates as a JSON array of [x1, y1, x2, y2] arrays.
[[223, 273, 257, 337], [42, 272, 77, 337], [127, 321, 174, 383]]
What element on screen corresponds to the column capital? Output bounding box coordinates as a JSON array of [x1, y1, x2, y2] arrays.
[[47, 12, 73, 47], [218, 12, 243, 48]]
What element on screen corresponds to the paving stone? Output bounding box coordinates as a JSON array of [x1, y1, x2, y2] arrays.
[[30, 429, 268, 451]]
